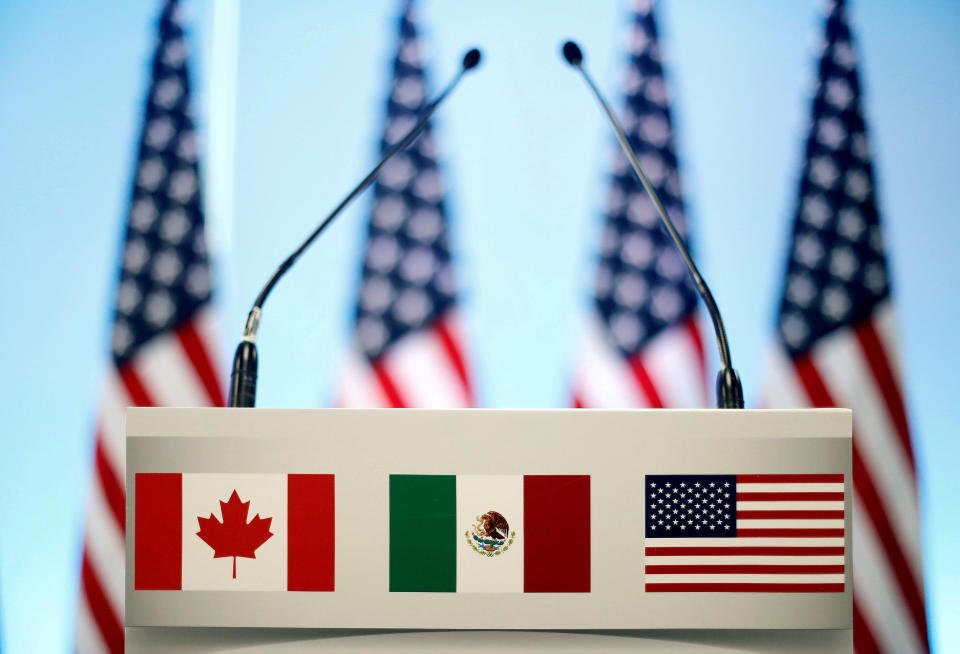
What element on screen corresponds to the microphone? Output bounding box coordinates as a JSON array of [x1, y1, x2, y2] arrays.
[[228, 48, 484, 408], [560, 40, 744, 409]]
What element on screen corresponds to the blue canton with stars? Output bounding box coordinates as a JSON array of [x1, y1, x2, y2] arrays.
[[776, 0, 889, 357], [593, 0, 698, 358], [352, 0, 458, 362], [111, 0, 211, 366], [645, 475, 737, 538]]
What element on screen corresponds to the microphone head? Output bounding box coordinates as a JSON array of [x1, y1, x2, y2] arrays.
[[562, 41, 583, 67], [462, 48, 482, 71]]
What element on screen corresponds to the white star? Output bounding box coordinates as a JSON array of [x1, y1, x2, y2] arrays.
[[822, 286, 852, 321], [185, 264, 210, 298], [407, 207, 443, 243], [379, 154, 415, 191], [359, 276, 394, 314], [837, 207, 865, 240], [643, 77, 668, 105], [137, 158, 166, 191], [613, 272, 648, 310], [151, 249, 182, 285], [176, 130, 197, 162], [606, 186, 627, 216], [161, 38, 186, 67], [831, 42, 856, 70], [781, 312, 810, 347], [399, 248, 436, 285], [640, 114, 671, 148], [145, 117, 175, 150], [384, 116, 416, 146], [115, 279, 141, 315], [824, 78, 853, 110], [863, 262, 886, 294], [638, 153, 666, 186], [621, 232, 655, 268], [655, 249, 686, 282], [434, 262, 457, 297], [168, 169, 197, 203], [801, 194, 831, 228], [626, 195, 657, 228], [123, 238, 150, 274], [192, 231, 207, 256], [373, 196, 408, 231], [112, 320, 134, 355], [392, 77, 426, 109], [153, 76, 183, 109], [594, 263, 614, 299], [794, 233, 825, 267], [817, 117, 847, 150], [651, 286, 683, 322], [829, 246, 858, 281], [611, 312, 644, 351], [144, 290, 175, 327], [845, 169, 871, 201], [130, 198, 158, 231], [619, 106, 639, 133], [365, 236, 400, 273], [397, 40, 422, 66], [809, 156, 840, 189], [850, 133, 870, 161], [357, 316, 388, 353], [623, 68, 643, 95], [412, 169, 444, 203], [160, 209, 191, 244], [626, 22, 650, 55], [393, 288, 432, 326]]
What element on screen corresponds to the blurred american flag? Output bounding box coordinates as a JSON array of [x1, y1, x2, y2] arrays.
[[573, 0, 706, 409], [763, 1, 928, 651], [338, 0, 473, 408], [76, 1, 224, 651]]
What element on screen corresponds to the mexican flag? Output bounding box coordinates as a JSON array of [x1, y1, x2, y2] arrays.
[[389, 474, 590, 593], [134, 473, 335, 591]]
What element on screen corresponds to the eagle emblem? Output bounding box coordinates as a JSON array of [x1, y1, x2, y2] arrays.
[[465, 510, 516, 557]]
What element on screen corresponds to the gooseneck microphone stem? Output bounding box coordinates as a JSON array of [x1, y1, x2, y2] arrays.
[[561, 41, 743, 409], [229, 48, 483, 407]]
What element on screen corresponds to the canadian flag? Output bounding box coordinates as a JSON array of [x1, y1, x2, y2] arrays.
[[134, 473, 334, 591]]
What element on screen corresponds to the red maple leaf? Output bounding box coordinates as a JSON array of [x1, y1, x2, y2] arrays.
[[196, 489, 273, 579]]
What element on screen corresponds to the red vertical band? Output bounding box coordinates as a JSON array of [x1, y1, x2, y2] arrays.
[[288, 474, 336, 591], [523, 475, 591, 592], [134, 473, 182, 590]]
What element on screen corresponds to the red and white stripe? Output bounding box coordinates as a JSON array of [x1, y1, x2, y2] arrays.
[[762, 302, 929, 653], [573, 313, 706, 408], [644, 474, 845, 592], [338, 310, 473, 408], [76, 309, 223, 654]]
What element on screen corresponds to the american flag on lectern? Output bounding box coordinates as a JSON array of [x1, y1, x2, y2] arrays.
[[644, 474, 846, 593], [76, 1, 224, 652], [338, 0, 473, 408], [572, 0, 706, 409], [762, 1, 928, 652]]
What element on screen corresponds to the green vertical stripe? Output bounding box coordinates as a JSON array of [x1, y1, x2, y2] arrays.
[[389, 474, 456, 592]]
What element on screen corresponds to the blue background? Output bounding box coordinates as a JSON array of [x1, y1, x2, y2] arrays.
[[0, 1, 957, 651]]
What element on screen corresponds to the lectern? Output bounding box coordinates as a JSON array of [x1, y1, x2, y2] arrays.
[[125, 408, 852, 652]]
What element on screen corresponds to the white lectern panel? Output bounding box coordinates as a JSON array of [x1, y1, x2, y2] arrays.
[[125, 408, 851, 641]]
